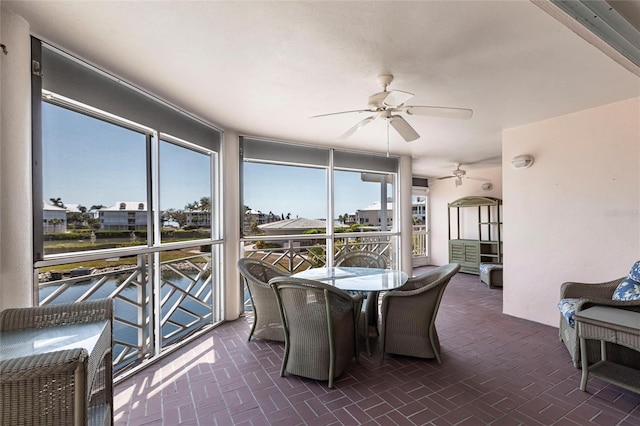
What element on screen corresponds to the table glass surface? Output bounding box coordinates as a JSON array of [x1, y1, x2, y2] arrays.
[[0, 321, 108, 361], [292, 267, 408, 292]]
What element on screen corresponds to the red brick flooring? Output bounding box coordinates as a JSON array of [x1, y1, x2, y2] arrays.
[[114, 268, 640, 425]]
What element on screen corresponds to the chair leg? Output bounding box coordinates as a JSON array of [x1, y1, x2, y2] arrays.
[[430, 327, 442, 364], [364, 320, 371, 355]]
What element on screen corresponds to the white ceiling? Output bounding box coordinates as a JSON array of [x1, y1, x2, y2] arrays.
[[5, 0, 640, 178]]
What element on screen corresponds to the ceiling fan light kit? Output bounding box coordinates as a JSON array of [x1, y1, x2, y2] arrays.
[[511, 154, 534, 169], [437, 163, 489, 187], [311, 74, 473, 143]]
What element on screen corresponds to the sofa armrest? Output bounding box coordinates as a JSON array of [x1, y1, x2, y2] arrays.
[[576, 297, 640, 314], [560, 278, 624, 300]]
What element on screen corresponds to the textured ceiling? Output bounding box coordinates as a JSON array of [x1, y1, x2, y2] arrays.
[[5, 1, 640, 178]]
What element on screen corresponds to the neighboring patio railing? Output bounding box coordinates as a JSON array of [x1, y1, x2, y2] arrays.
[[412, 224, 428, 257], [38, 252, 214, 375]]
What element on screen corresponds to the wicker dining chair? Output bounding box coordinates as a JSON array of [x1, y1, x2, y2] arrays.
[[237, 258, 290, 342], [335, 251, 389, 269], [335, 251, 389, 354], [269, 276, 363, 388], [380, 263, 460, 363]]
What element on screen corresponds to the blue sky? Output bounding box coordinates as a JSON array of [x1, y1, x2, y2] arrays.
[[43, 102, 386, 218]]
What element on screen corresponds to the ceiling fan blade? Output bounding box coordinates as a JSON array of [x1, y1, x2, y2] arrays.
[[437, 175, 455, 180], [402, 106, 473, 119], [389, 116, 420, 142], [338, 116, 375, 141], [382, 90, 414, 108], [310, 109, 374, 119]]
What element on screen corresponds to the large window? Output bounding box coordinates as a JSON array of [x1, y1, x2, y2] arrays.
[[334, 170, 394, 230], [41, 102, 149, 252], [159, 138, 214, 242], [32, 39, 222, 376], [240, 138, 400, 278]]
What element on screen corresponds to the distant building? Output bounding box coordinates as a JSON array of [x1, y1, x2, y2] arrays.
[[258, 218, 331, 236], [353, 198, 426, 227], [186, 210, 211, 228], [355, 200, 394, 227], [258, 217, 346, 249], [43, 202, 67, 233], [412, 196, 426, 224], [99, 201, 147, 231], [243, 209, 286, 235]]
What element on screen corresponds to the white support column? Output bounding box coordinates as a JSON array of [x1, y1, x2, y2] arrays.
[[0, 7, 33, 309], [399, 155, 413, 275], [222, 129, 241, 320]]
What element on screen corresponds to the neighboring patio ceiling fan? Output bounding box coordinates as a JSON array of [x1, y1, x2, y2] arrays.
[[438, 163, 489, 187], [310, 74, 473, 142]]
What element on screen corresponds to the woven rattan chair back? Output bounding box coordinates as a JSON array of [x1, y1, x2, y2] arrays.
[[335, 251, 389, 269], [237, 258, 290, 342], [269, 276, 363, 388], [381, 263, 460, 363], [335, 250, 389, 354]]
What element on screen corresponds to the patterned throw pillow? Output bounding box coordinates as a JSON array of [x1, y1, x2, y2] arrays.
[[557, 298, 578, 328], [629, 260, 640, 282], [612, 278, 640, 301]]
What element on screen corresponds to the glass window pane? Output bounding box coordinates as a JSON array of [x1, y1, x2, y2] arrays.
[[334, 170, 395, 231], [243, 162, 327, 236], [42, 102, 147, 255], [159, 140, 212, 242]]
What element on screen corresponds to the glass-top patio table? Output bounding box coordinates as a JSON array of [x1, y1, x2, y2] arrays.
[[292, 267, 408, 292]]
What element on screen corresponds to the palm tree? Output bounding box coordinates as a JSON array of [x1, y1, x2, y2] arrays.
[[49, 197, 65, 208], [48, 218, 63, 233]]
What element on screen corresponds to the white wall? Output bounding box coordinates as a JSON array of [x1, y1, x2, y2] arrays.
[[503, 97, 640, 327], [0, 7, 33, 309], [428, 166, 503, 267]]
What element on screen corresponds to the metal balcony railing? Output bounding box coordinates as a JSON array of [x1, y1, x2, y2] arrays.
[[38, 253, 214, 375]]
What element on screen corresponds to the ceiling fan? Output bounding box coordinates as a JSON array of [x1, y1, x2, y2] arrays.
[[311, 74, 473, 142], [437, 163, 490, 187]]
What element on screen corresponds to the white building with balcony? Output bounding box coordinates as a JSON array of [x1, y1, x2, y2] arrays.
[[99, 201, 147, 231], [43, 202, 67, 234]]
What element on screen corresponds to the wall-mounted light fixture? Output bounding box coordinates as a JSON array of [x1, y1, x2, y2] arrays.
[[481, 182, 493, 191], [511, 154, 534, 169]]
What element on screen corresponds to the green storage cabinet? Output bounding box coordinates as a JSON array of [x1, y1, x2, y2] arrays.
[[448, 196, 502, 275]]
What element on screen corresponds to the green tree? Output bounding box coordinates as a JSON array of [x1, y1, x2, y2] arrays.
[[163, 209, 187, 228], [48, 218, 63, 232], [250, 221, 260, 234], [185, 197, 211, 212]]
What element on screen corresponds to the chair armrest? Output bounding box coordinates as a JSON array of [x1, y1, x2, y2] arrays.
[[383, 280, 440, 299], [0, 299, 112, 332], [560, 278, 624, 300], [350, 293, 364, 303], [576, 297, 640, 314]]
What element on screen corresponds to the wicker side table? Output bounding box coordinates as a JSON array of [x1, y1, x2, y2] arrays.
[[575, 306, 640, 394]]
